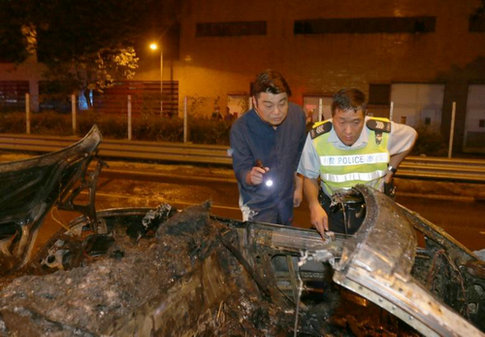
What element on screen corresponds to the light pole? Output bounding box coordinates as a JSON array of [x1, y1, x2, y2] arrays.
[[149, 42, 163, 115]]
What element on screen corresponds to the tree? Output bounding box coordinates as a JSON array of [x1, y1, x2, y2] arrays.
[[42, 46, 139, 108], [0, 0, 183, 105], [470, 0, 485, 34], [0, 1, 30, 62]]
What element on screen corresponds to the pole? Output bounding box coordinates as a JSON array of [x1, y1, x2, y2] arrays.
[[183, 96, 188, 143], [389, 101, 394, 121], [71, 94, 77, 134], [318, 97, 323, 121], [25, 93, 31, 134], [127, 95, 132, 140], [448, 101, 456, 159], [160, 48, 163, 116], [170, 58, 174, 118]]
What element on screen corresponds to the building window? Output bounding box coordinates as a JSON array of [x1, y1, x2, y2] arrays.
[[196, 21, 266, 37], [0, 81, 29, 112], [294, 17, 436, 34], [464, 85, 485, 151], [470, 14, 485, 32], [367, 84, 391, 117], [368, 84, 390, 105]]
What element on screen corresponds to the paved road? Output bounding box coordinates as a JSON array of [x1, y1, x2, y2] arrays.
[[35, 161, 485, 252]]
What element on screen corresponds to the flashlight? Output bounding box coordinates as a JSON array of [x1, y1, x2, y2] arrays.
[[255, 159, 273, 187]]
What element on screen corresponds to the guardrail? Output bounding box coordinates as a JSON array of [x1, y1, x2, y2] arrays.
[[0, 133, 484, 183]]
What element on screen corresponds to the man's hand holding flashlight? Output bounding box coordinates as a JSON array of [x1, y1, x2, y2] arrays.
[[246, 165, 269, 185], [246, 159, 270, 186]]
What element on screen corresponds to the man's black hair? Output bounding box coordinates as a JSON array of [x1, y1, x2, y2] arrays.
[[331, 88, 366, 116], [251, 69, 292, 98]]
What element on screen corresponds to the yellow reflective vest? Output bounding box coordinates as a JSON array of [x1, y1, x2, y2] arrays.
[[311, 117, 390, 196]]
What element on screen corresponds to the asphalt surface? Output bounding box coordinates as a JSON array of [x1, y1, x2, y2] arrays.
[[0, 153, 483, 251], [43, 159, 485, 251]]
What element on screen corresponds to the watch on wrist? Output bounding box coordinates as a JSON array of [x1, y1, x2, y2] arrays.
[[388, 165, 397, 174]]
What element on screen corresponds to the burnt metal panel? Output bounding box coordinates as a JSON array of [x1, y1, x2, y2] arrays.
[[0, 125, 102, 272]]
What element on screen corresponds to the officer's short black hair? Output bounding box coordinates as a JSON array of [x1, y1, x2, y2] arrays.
[[251, 69, 292, 98], [331, 88, 366, 116]]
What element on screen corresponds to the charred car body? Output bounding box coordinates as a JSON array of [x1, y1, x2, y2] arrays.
[[0, 126, 483, 336]]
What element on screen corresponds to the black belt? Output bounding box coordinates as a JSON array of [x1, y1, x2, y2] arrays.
[[319, 189, 366, 235]]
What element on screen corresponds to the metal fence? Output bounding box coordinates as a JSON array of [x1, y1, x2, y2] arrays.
[[0, 79, 251, 119], [0, 90, 237, 145]]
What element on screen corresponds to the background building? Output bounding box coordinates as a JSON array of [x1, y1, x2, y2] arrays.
[[2, 0, 485, 153]]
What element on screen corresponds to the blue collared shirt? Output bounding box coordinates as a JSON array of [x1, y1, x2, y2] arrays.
[[230, 103, 306, 224]]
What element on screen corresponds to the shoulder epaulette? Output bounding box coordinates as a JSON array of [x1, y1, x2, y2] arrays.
[[366, 118, 391, 133], [310, 120, 332, 139]]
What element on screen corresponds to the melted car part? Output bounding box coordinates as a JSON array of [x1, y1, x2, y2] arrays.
[[407, 212, 485, 332], [126, 203, 175, 240], [332, 186, 484, 336], [83, 234, 115, 257], [0, 188, 483, 336], [34, 205, 177, 273], [0, 125, 102, 273]]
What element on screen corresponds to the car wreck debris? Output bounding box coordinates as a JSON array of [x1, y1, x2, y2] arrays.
[[0, 125, 102, 274], [0, 127, 483, 336]]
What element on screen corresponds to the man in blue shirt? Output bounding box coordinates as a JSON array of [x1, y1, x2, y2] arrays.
[[230, 70, 306, 225]]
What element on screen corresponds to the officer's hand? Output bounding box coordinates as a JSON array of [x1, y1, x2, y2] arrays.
[[246, 166, 269, 185], [309, 203, 328, 237], [293, 187, 303, 207]]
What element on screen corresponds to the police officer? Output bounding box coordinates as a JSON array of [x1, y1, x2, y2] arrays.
[[297, 88, 417, 236]]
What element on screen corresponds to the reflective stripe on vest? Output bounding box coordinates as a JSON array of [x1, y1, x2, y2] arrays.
[[320, 169, 386, 183]]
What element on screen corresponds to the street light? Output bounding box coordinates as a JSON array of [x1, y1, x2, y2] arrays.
[[149, 42, 163, 115]]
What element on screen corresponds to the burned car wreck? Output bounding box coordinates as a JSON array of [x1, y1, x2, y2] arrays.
[[0, 126, 483, 336]]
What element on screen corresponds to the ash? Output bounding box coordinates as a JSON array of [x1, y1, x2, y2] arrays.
[[0, 203, 293, 337]]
